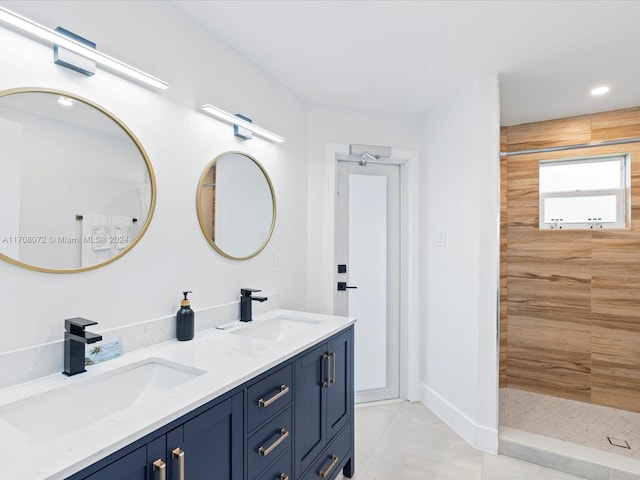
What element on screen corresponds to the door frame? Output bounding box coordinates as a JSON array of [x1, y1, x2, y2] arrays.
[[325, 143, 420, 402]]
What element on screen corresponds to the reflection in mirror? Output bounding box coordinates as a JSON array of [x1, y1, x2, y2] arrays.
[[0, 88, 156, 273], [197, 152, 275, 260]]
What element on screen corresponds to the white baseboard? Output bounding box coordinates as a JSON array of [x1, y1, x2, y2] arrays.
[[421, 383, 498, 453]]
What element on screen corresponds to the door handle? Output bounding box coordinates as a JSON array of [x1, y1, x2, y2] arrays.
[[337, 282, 357, 291], [329, 351, 336, 385], [319, 454, 340, 478], [322, 354, 331, 387], [153, 459, 166, 480], [258, 428, 289, 456], [172, 448, 185, 480], [258, 385, 290, 408]]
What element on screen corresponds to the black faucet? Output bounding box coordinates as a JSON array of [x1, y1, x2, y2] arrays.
[[240, 288, 268, 322], [63, 317, 102, 376]]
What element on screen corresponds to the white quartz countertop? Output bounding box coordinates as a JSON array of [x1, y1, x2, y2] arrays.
[[0, 309, 355, 480]]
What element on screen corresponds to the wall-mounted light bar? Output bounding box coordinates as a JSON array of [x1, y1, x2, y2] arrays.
[[201, 104, 284, 143], [0, 7, 169, 90]]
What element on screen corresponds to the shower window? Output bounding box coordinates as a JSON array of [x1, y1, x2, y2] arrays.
[[539, 154, 630, 230]]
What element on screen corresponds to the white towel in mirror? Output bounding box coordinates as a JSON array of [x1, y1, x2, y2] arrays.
[[112, 216, 133, 250], [89, 215, 112, 251], [81, 214, 112, 267]]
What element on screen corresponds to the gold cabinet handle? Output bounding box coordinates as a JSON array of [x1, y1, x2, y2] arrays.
[[330, 352, 336, 385], [153, 459, 166, 480], [280, 474, 289, 480], [319, 454, 339, 478], [172, 448, 185, 480], [258, 428, 289, 456], [322, 353, 330, 387], [259, 385, 290, 408]]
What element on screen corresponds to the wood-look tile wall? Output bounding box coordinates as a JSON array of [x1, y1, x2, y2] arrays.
[[500, 127, 508, 386], [501, 106, 640, 412]]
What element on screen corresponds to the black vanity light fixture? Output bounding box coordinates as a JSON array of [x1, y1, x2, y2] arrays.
[[0, 6, 169, 90], [201, 104, 285, 143]]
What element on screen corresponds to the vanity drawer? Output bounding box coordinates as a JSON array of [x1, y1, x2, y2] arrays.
[[248, 406, 292, 479], [248, 364, 293, 432], [301, 423, 351, 480], [252, 447, 292, 480]]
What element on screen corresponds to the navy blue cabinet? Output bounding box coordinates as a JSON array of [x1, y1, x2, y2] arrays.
[[166, 394, 243, 480], [294, 342, 327, 475], [326, 331, 351, 440], [73, 326, 353, 480], [81, 446, 148, 480], [294, 328, 353, 479], [81, 436, 167, 480], [78, 394, 243, 480]]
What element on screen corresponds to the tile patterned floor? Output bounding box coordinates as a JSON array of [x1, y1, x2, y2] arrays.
[[337, 400, 588, 480], [500, 388, 640, 460]]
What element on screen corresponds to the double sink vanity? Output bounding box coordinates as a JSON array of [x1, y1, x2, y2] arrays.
[[0, 310, 355, 480], [0, 88, 352, 479]]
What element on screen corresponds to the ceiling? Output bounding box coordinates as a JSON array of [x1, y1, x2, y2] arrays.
[[173, 0, 640, 126]]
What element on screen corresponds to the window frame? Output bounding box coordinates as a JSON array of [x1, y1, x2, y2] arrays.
[[538, 153, 630, 230]]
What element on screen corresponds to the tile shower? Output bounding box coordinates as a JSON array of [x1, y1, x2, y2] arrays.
[[500, 107, 640, 472]]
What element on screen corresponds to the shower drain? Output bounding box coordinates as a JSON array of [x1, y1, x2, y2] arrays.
[[607, 436, 631, 449]]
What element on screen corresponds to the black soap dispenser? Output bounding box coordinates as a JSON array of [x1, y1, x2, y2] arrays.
[[176, 291, 194, 341]]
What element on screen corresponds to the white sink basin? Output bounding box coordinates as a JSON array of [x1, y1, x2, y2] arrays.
[[228, 316, 321, 342], [0, 358, 205, 442]]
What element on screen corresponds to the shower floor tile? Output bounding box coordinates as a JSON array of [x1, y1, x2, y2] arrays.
[[500, 388, 640, 460]]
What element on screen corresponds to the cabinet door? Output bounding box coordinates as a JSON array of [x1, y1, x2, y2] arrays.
[[79, 436, 164, 480], [294, 343, 327, 475], [326, 328, 352, 440], [82, 447, 148, 480], [166, 393, 243, 480]]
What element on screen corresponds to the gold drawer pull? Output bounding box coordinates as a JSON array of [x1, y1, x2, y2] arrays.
[[258, 428, 289, 456], [280, 474, 289, 480], [319, 454, 339, 478], [259, 385, 290, 408], [153, 459, 166, 480], [172, 448, 185, 480]]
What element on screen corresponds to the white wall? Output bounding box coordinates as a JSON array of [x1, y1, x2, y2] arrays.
[[0, 116, 22, 259], [0, 1, 308, 354], [420, 75, 500, 452]]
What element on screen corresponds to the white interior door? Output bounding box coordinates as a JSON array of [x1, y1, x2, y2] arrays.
[[335, 160, 400, 403]]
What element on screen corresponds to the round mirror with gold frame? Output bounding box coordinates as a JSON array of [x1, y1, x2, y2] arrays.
[[197, 151, 276, 260], [0, 88, 156, 273]]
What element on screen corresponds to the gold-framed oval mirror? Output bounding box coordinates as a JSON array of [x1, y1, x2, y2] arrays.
[[0, 88, 156, 273], [197, 151, 276, 260]]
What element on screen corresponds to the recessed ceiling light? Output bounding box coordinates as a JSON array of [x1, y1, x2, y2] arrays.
[[590, 85, 610, 96]]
